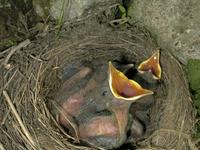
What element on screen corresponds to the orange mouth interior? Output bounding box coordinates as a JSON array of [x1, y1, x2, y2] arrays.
[[109, 62, 153, 101], [137, 50, 161, 80]]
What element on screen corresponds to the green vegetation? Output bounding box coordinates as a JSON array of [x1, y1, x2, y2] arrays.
[[56, 0, 67, 35], [187, 59, 200, 138], [0, 38, 17, 49], [118, 4, 127, 19]]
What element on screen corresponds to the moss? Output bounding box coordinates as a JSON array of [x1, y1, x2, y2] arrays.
[[0, 38, 17, 51], [187, 59, 200, 91], [196, 121, 200, 139], [187, 59, 200, 138], [118, 5, 127, 19], [194, 92, 200, 115]]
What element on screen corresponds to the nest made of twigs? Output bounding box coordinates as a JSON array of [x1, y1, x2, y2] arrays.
[[0, 5, 197, 150]]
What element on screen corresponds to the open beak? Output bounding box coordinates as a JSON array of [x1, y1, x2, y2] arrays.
[[108, 61, 153, 101], [137, 50, 161, 80]]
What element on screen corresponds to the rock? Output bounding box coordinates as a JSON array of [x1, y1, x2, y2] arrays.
[[0, 1, 10, 9], [127, 0, 200, 63], [32, 0, 50, 19], [32, 0, 117, 21]]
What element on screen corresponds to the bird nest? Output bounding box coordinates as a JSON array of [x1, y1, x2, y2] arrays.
[[0, 7, 196, 150]]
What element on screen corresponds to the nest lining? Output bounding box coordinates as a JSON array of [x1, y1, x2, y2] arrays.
[[0, 9, 196, 150]]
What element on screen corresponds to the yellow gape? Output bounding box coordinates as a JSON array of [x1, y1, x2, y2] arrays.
[[137, 50, 161, 80], [108, 62, 153, 101]]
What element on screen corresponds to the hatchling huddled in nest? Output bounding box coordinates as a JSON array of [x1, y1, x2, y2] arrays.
[[55, 50, 161, 149]]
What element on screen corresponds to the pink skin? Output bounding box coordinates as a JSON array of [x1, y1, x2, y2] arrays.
[[59, 95, 126, 141], [58, 65, 131, 142], [109, 99, 130, 138], [57, 67, 91, 100], [62, 67, 91, 91], [59, 90, 121, 141], [59, 93, 85, 127], [58, 67, 91, 136], [79, 116, 119, 139], [58, 93, 85, 138], [61, 94, 85, 116], [58, 67, 99, 136], [77, 98, 130, 140]]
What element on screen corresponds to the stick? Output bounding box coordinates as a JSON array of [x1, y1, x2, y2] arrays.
[[3, 39, 31, 68], [0, 142, 5, 150], [2, 90, 35, 147]]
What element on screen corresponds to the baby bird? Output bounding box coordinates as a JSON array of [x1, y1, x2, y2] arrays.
[[57, 50, 161, 149]]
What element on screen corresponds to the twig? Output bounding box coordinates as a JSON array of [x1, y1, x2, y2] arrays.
[[2, 128, 27, 149], [33, 63, 43, 105], [109, 17, 129, 26], [54, 103, 79, 142], [1, 76, 28, 126], [13, 123, 35, 150], [29, 55, 43, 62], [3, 39, 31, 69], [0, 69, 18, 93], [0, 142, 5, 150], [2, 90, 36, 147], [0, 47, 11, 56], [176, 113, 185, 150], [119, 38, 143, 48]]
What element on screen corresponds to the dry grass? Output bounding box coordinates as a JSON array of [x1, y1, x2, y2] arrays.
[[0, 4, 197, 150]]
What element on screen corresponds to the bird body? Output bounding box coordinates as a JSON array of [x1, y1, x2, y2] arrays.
[[56, 50, 161, 149]]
